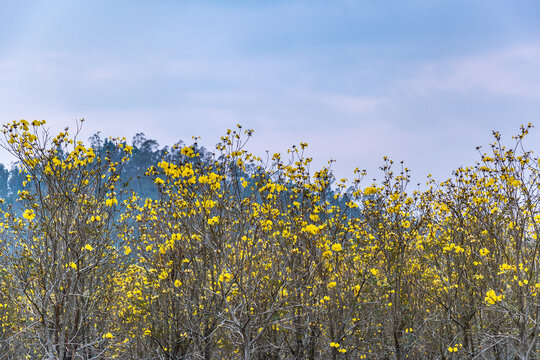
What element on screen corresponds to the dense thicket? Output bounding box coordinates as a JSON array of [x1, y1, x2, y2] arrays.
[[0, 120, 539, 359]]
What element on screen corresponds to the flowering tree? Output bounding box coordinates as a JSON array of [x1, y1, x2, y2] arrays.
[[0, 120, 132, 359], [0, 120, 540, 359]]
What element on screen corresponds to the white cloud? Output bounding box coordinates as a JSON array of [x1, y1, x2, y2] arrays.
[[407, 42, 540, 98]]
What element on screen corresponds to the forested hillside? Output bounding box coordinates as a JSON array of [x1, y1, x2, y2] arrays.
[[0, 131, 188, 203], [0, 120, 539, 359]]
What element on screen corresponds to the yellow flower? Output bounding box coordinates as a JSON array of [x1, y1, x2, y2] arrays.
[[322, 250, 333, 258], [124, 246, 132, 255], [302, 224, 319, 235], [105, 198, 118, 207], [219, 272, 232, 283], [103, 332, 113, 339], [22, 209, 35, 221], [158, 270, 168, 280], [331, 243, 342, 252], [180, 147, 195, 157], [84, 244, 94, 251], [327, 281, 337, 289], [364, 186, 377, 196], [68, 262, 77, 270], [485, 289, 503, 305], [174, 279, 182, 288], [479, 248, 490, 256], [498, 263, 513, 274]]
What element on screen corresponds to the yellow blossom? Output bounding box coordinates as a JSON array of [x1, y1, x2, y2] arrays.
[[485, 289, 503, 305], [364, 186, 377, 195], [302, 224, 319, 235], [22, 209, 35, 221], [331, 243, 342, 252]]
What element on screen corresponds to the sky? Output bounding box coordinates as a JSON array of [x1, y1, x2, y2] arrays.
[[1, 0, 540, 186]]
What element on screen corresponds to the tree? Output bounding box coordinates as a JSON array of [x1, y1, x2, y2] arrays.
[[0, 120, 132, 359]]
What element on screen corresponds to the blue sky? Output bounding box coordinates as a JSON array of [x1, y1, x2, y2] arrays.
[[1, 0, 540, 185]]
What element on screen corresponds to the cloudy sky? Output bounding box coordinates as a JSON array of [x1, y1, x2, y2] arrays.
[[1, 0, 540, 185]]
